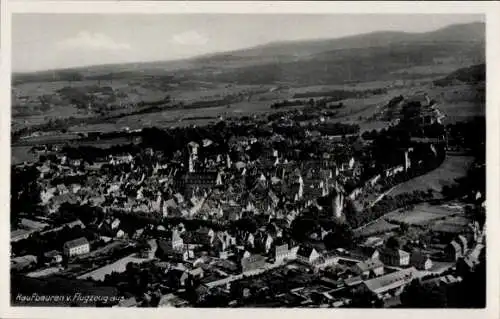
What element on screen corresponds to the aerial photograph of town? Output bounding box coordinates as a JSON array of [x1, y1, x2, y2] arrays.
[[10, 13, 486, 308]]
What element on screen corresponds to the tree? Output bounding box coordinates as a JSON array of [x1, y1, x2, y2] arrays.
[[349, 289, 383, 308], [400, 280, 448, 307], [323, 222, 355, 250], [290, 218, 318, 241], [386, 236, 401, 250], [399, 222, 410, 234], [11, 165, 42, 225], [448, 250, 486, 308]]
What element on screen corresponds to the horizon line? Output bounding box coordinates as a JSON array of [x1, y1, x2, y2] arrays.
[[12, 20, 485, 75]]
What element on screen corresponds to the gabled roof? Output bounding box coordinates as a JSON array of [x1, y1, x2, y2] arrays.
[[448, 240, 462, 253], [297, 245, 317, 258], [355, 258, 384, 272], [44, 250, 62, 258], [410, 251, 431, 266], [189, 267, 204, 277], [64, 237, 89, 249], [382, 248, 409, 258], [172, 229, 183, 242], [275, 243, 289, 252], [345, 276, 363, 287], [363, 267, 417, 295], [457, 235, 468, 248]]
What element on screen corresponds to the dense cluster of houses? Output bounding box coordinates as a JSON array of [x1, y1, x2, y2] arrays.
[[10, 94, 485, 307]]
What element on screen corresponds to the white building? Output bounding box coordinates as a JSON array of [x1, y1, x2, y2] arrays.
[[63, 237, 90, 257], [296, 246, 320, 265]]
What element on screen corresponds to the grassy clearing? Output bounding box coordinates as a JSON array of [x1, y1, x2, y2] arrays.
[[388, 155, 474, 197], [355, 219, 399, 237], [11, 146, 37, 165], [384, 202, 464, 226]]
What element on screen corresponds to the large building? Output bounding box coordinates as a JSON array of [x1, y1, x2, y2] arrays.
[[410, 251, 433, 270], [360, 267, 418, 300], [380, 248, 410, 267], [353, 259, 385, 279], [274, 243, 294, 263], [63, 237, 90, 257], [177, 171, 222, 198]]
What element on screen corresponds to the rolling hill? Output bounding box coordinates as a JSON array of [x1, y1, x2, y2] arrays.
[[195, 21, 484, 60], [433, 63, 486, 86], [13, 22, 485, 87]]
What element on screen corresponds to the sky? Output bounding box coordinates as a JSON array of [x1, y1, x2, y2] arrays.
[[12, 14, 485, 72]]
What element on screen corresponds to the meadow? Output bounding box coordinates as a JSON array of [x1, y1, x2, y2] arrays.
[[355, 202, 469, 238], [388, 155, 474, 197], [384, 202, 465, 226]]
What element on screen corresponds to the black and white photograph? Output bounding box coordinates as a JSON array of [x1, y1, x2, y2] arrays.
[[4, 2, 499, 316]]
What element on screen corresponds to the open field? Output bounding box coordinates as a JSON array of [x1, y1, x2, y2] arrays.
[[354, 219, 400, 237], [384, 202, 465, 226], [431, 215, 471, 232], [12, 68, 478, 133], [388, 155, 474, 197], [355, 201, 470, 238], [11, 146, 38, 164]]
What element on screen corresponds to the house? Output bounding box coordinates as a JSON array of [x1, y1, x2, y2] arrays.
[[133, 228, 145, 239], [241, 254, 266, 273], [219, 251, 229, 259], [367, 174, 381, 187], [457, 244, 484, 275], [115, 229, 126, 239], [457, 235, 468, 253], [353, 259, 384, 278], [246, 232, 255, 248], [380, 248, 410, 267], [288, 246, 300, 260], [157, 239, 190, 262], [63, 237, 90, 257], [11, 229, 36, 243], [344, 275, 364, 288], [263, 234, 274, 253], [165, 268, 190, 288], [111, 218, 121, 230], [348, 187, 363, 200], [360, 267, 418, 300], [43, 250, 63, 264], [360, 237, 384, 259], [296, 246, 321, 265], [384, 165, 404, 178], [170, 229, 184, 251], [139, 239, 158, 259], [20, 218, 49, 231], [421, 274, 461, 287], [179, 172, 219, 197], [185, 228, 215, 247], [188, 267, 204, 280], [100, 236, 113, 243], [445, 240, 462, 262], [163, 199, 178, 217], [275, 243, 291, 263], [410, 251, 433, 270]]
